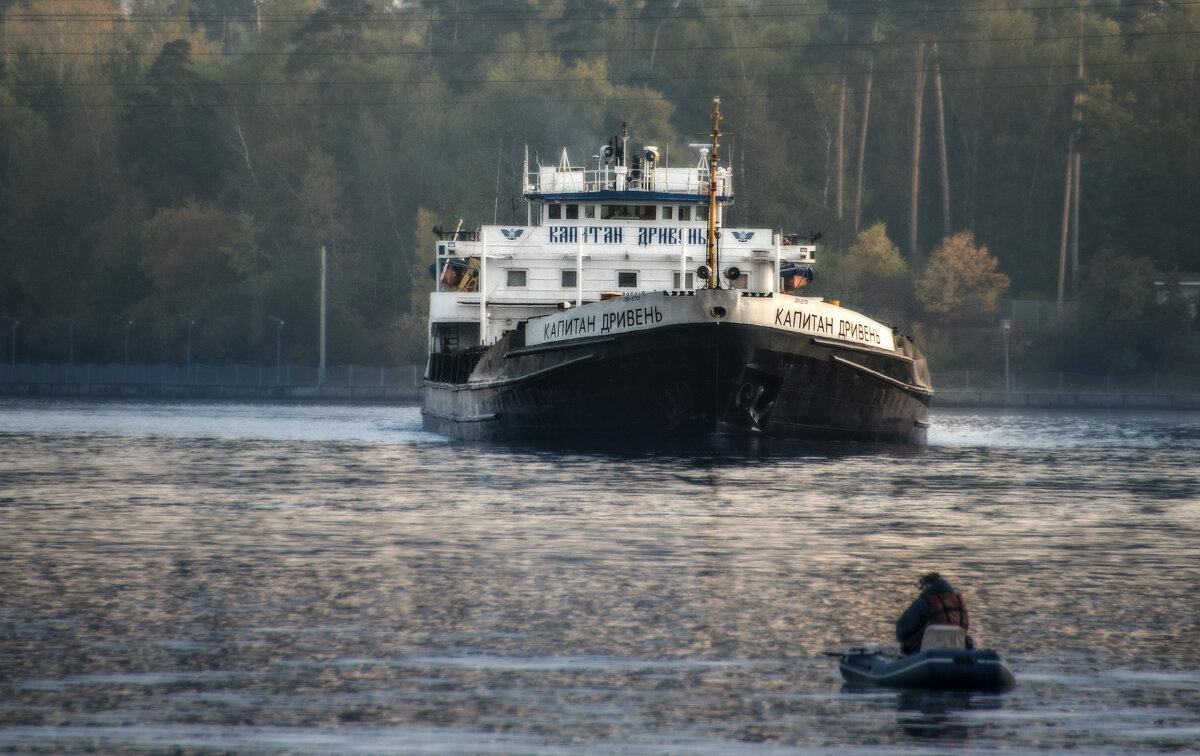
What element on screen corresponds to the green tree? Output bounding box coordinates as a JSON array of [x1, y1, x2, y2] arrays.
[[823, 222, 913, 325], [391, 206, 439, 365], [1068, 250, 1190, 373], [137, 201, 243, 361], [121, 39, 228, 208], [222, 211, 273, 330]]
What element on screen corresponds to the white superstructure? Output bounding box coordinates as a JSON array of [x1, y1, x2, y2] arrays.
[[429, 126, 816, 352]]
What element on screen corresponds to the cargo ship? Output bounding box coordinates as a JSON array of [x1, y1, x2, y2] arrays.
[[421, 99, 932, 445]]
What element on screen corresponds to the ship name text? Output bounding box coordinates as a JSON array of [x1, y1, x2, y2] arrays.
[[540, 305, 664, 343], [601, 305, 662, 333], [774, 307, 883, 346], [547, 226, 709, 246], [543, 314, 597, 341]]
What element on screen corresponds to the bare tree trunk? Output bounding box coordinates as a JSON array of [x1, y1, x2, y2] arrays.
[[835, 14, 849, 226], [230, 106, 256, 182], [1071, 150, 1081, 293], [1061, 1, 1085, 303], [932, 42, 950, 238], [1057, 152, 1073, 310], [648, 1, 681, 70], [853, 20, 878, 234], [1070, 4, 1085, 294], [425, 9, 435, 73], [909, 41, 927, 262], [835, 78, 846, 225]]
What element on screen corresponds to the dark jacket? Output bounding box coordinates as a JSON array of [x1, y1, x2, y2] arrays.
[[895, 578, 970, 654]]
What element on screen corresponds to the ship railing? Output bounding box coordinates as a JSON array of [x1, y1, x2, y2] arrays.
[[434, 227, 478, 241], [526, 165, 728, 196]]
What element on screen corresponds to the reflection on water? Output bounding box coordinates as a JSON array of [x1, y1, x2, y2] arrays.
[[1, 400, 1199, 753]]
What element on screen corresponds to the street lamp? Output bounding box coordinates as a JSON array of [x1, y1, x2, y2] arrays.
[[179, 316, 195, 380], [1001, 319, 1012, 392], [267, 315, 284, 384], [2, 316, 18, 368], [113, 316, 133, 369]]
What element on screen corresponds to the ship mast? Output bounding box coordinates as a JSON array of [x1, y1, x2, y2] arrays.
[[705, 97, 722, 290]]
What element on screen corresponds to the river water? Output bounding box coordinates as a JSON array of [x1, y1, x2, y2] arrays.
[[1, 399, 1198, 754]]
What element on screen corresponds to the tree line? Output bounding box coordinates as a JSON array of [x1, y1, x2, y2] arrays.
[[2, 0, 1197, 376]]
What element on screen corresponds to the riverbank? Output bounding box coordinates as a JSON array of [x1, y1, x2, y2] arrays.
[[934, 389, 1200, 410], [0, 382, 420, 402], [3, 381, 1199, 410]]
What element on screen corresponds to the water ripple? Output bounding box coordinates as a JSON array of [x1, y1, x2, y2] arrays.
[[2, 400, 1199, 753]]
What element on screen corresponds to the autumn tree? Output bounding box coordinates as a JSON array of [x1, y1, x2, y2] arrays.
[[915, 231, 1010, 325]]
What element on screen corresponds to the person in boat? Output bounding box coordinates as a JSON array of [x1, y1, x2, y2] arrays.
[[896, 572, 973, 655]]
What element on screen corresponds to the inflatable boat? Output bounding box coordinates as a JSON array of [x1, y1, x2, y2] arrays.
[[837, 625, 1015, 691]]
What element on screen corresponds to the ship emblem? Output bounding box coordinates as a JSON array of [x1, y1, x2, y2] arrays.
[[731, 231, 755, 242], [500, 228, 525, 240]]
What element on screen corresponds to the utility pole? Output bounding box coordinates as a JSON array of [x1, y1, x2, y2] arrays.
[[2, 316, 17, 367], [319, 245, 327, 386], [113, 316, 132, 376], [268, 315, 284, 384], [180, 316, 195, 381]]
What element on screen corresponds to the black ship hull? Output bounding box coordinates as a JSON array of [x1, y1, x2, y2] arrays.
[[422, 317, 931, 446]]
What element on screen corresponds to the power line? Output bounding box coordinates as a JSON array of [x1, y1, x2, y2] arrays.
[[3, 27, 1197, 58], [3, 72, 1194, 110], [7, 0, 1200, 25], [5, 56, 1198, 90]]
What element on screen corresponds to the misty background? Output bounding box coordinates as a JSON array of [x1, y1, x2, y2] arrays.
[[2, 0, 1198, 380]]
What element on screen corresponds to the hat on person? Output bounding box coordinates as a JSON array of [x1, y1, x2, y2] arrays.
[[917, 572, 942, 588]]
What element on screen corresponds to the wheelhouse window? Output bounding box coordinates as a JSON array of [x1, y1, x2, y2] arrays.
[[507, 269, 527, 287], [728, 270, 748, 290], [673, 272, 694, 289], [618, 271, 638, 288], [584, 205, 596, 219], [561, 270, 577, 288], [600, 205, 657, 220], [678, 206, 691, 221], [565, 204, 579, 220], [547, 204, 561, 220], [662, 207, 674, 220]]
